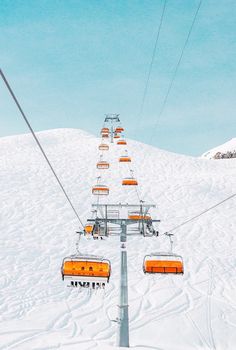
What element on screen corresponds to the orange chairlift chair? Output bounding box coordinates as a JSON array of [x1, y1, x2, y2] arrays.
[[61, 255, 111, 289], [97, 160, 110, 169], [99, 143, 109, 151], [84, 223, 94, 235], [119, 155, 131, 162], [115, 127, 124, 133], [117, 139, 127, 145], [101, 127, 109, 133], [143, 253, 184, 274], [92, 184, 109, 195], [122, 177, 138, 186]]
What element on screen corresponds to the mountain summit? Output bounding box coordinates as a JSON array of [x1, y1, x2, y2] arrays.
[[202, 138, 236, 159]]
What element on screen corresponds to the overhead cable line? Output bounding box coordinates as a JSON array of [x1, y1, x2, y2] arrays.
[[0, 69, 84, 228], [165, 192, 236, 235], [136, 0, 167, 131], [148, 0, 202, 144], [127, 162, 141, 202]]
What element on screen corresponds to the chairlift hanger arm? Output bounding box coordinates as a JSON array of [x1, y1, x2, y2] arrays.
[[165, 192, 236, 236], [104, 114, 120, 123]]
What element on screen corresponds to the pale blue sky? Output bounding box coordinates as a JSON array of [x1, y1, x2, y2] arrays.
[[0, 0, 235, 155]]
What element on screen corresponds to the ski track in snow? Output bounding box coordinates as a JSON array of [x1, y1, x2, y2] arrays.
[[0, 128, 236, 350]]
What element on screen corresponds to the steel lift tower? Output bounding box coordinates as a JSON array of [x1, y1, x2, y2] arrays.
[[89, 203, 160, 347], [104, 114, 120, 143]]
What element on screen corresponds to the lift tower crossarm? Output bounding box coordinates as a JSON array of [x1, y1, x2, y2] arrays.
[[87, 218, 160, 225], [92, 204, 158, 226], [104, 113, 120, 123], [92, 204, 156, 207]]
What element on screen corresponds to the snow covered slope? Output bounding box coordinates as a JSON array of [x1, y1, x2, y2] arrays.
[[202, 138, 236, 159], [0, 128, 236, 350]]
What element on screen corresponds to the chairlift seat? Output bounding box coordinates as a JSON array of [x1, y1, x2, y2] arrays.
[[92, 185, 109, 195], [97, 161, 110, 169], [99, 144, 109, 151], [119, 156, 131, 162]]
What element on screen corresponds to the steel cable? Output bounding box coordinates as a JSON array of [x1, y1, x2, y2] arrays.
[[0, 69, 84, 228], [136, 0, 167, 131], [148, 0, 202, 146], [165, 193, 236, 235]]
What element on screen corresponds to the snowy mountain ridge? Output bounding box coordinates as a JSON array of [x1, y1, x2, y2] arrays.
[[201, 138, 236, 159], [0, 128, 236, 350]]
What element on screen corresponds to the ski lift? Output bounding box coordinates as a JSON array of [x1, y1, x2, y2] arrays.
[[119, 155, 131, 162], [102, 133, 109, 138], [99, 144, 109, 151], [92, 184, 109, 195], [97, 160, 110, 169], [92, 221, 108, 239], [115, 127, 124, 133], [128, 211, 156, 236], [101, 127, 109, 133], [122, 178, 138, 186], [84, 223, 94, 234], [117, 139, 127, 145], [61, 255, 111, 289], [143, 253, 184, 274]]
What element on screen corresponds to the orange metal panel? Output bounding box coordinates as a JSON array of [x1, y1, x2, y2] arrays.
[[84, 224, 93, 233], [63, 261, 110, 277], [119, 157, 131, 162], [122, 179, 138, 186], [128, 215, 151, 220], [145, 260, 183, 274], [115, 127, 124, 132], [92, 186, 109, 195]]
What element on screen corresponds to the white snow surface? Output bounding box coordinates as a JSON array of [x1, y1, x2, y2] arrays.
[[0, 128, 236, 350], [202, 138, 236, 159]]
